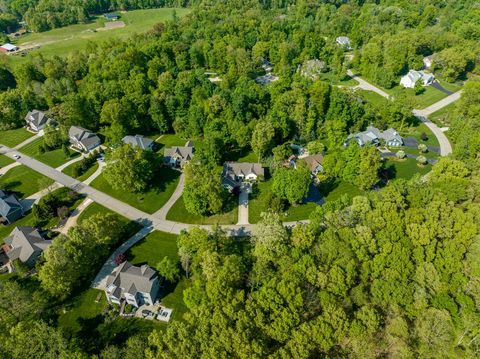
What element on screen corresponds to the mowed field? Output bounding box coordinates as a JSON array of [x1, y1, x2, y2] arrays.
[[4, 8, 190, 63]]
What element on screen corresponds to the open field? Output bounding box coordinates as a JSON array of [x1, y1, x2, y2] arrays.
[[19, 137, 80, 168], [3, 8, 190, 64], [0, 128, 34, 147], [90, 168, 180, 214], [166, 195, 238, 225]]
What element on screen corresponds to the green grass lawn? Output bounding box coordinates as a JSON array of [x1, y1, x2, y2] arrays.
[[0, 165, 53, 198], [0, 211, 36, 240], [63, 160, 99, 182], [0, 155, 14, 168], [90, 168, 180, 214], [5, 8, 190, 64], [166, 195, 238, 224], [126, 230, 188, 323], [318, 180, 364, 203], [153, 133, 196, 155], [0, 128, 34, 147], [357, 89, 389, 106], [318, 72, 358, 86], [384, 158, 431, 180], [58, 288, 107, 334], [429, 102, 456, 127], [249, 179, 321, 223], [237, 151, 259, 163], [19, 138, 80, 168], [400, 123, 440, 148], [77, 202, 139, 235], [436, 78, 463, 93]]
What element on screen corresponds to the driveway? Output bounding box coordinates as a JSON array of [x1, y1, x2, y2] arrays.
[[347, 70, 390, 99], [151, 172, 184, 220], [237, 189, 249, 225]]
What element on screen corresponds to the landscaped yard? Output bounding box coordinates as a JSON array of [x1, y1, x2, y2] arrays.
[[429, 102, 456, 126], [4, 8, 190, 64], [0, 128, 34, 147], [19, 137, 80, 168], [0, 165, 53, 198], [90, 168, 180, 214], [318, 180, 364, 203], [318, 72, 359, 86], [126, 230, 188, 323], [0, 211, 36, 240], [384, 158, 431, 181], [63, 161, 99, 182], [357, 89, 389, 106], [400, 123, 440, 148], [166, 195, 238, 225], [0, 155, 13, 168]]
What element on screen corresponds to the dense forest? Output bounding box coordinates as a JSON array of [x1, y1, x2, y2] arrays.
[[1, 0, 480, 357]]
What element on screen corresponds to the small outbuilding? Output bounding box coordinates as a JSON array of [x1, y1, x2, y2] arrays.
[[0, 43, 18, 53], [104, 13, 119, 21]]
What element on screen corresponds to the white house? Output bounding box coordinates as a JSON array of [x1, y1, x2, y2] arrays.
[[336, 36, 352, 50], [400, 70, 435, 89], [69, 126, 101, 153], [423, 55, 435, 69], [222, 162, 264, 190], [25, 110, 52, 132], [105, 261, 161, 308]]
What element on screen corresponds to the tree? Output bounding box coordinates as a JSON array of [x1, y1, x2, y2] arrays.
[[416, 155, 428, 165], [103, 144, 155, 193], [252, 121, 275, 161], [156, 256, 180, 282], [418, 143, 428, 153], [183, 160, 225, 216], [396, 150, 406, 159], [272, 165, 311, 205], [0, 67, 16, 92]]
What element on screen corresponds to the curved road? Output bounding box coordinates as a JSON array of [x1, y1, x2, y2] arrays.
[[347, 70, 458, 156]]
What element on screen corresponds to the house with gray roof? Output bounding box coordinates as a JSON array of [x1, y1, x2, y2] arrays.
[[69, 126, 101, 153], [122, 135, 155, 151], [345, 126, 403, 147], [336, 36, 352, 50], [164, 141, 194, 168], [400, 70, 435, 89], [25, 110, 52, 132], [2, 226, 51, 268], [0, 191, 24, 224], [105, 261, 161, 308], [222, 162, 265, 190]]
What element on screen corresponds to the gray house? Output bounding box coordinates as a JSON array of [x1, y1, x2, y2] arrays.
[[222, 162, 264, 190], [25, 110, 52, 132], [345, 126, 403, 147], [69, 126, 101, 153], [2, 226, 51, 268], [0, 190, 24, 224], [164, 141, 194, 168], [122, 135, 154, 151], [105, 261, 161, 308], [336, 36, 352, 50]]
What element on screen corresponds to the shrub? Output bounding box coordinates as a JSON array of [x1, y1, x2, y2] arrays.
[[417, 155, 428, 166], [418, 143, 428, 153], [420, 132, 428, 141], [396, 150, 406, 159]]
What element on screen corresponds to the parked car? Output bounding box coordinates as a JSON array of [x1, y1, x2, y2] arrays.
[[13, 154, 20, 159]]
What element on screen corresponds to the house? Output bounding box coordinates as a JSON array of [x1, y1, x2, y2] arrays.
[[423, 55, 435, 69], [336, 36, 352, 50], [25, 110, 52, 132], [122, 135, 154, 151], [105, 261, 161, 308], [104, 12, 119, 21], [2, 226, 51, 268], [0, 190, 24, 224], [345, 126, 403, 147], [69, 126, 101, 153], [222, 162, 264, 190], [256, 58, 279, 85], [400, 70, 435, 89], [302, 154, 324, 176], [164, 141, 194, 167], [0, 43, 18, 53], [300, 59, 327, 80]]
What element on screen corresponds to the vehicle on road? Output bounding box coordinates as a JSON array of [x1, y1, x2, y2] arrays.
[[13, 154, 21, 159]]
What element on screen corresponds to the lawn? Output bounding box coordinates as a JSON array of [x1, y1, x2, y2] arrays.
[[248, 179, 321, 223], [400, 123, 440, 148], [384, 158, 431, 181], [58, 288, 108, 334], [429, 102, 456, 127], [357, 89, 389, 106], [153, 133, 196, 155], [166, 195, 238, 225], [0, 211, 37, 241], [0, 128, 34, 147], [318, 72, 358, 86], [19, 137, 80, 168], [237, 151, 259, 163], [63, 160, 99, 182], [0, 155, 13, 168], [90, 168, 180, 214], [4, 8, 190, 64], [318, 180, 364, 203], [0, 165, 53, 198], [125, 230, 188, 323]]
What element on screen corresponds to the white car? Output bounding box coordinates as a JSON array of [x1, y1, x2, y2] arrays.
[[13, 154, 21, 159]]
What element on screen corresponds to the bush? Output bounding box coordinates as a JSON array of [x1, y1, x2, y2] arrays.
[[416, 155, 428, 166], [264, 191, 286, 213], [418, 143, 428, 153], [420, 132, 428, 141], [396, 150, 406, 159]]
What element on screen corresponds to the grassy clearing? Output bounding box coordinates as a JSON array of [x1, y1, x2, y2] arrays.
[[4, 8, 190, 64], [318, 180, 364, 203], [19, 138, 80, 168], [384, 158, 431, 180], [429, 102, 456, 127], [166, 195, 238, 224], [90, 168, 180, 214], [0, 128, 34, 147], [0, 165, 53, 198], [63, 160, 99, 182], [248, 179, 321, 223], [357, 89, 389, 106], [400, 123, 440, 148], [126, 230, 188, 323], [318, 72, 358, 86], [237, 151, 259, 163], [0, 155, 14, 168]]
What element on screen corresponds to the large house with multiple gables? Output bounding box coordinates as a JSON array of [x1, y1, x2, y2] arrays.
[[69, 126, 101, 153], [163, 141, 194, 168], [25, 110, 53, 133], [222, 162, 265, 190], [0, 190, 23, 224]]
